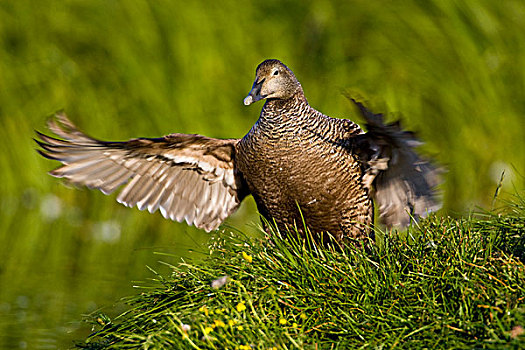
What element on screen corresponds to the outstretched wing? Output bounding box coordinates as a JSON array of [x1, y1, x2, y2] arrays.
[[36, 113, 248, 232], [350, 99, 443, 228]]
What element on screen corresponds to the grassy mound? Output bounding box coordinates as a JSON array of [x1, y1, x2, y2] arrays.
[[79, 197, 524, 349]]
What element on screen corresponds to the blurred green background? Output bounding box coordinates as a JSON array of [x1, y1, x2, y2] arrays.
[[0, 0, 523, 348]]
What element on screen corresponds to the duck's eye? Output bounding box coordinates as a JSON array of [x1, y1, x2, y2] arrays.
[[273, 70, 279, 76]]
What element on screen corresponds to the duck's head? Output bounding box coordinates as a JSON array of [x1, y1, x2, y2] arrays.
[[243, 59, 303, 106]]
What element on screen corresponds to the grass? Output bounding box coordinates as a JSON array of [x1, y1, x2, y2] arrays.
[[78, 195, 525, 349]]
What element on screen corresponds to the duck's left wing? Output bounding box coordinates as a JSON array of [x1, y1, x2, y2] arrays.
[[36, 113, 248, 231], [350, 99, 443, 228]]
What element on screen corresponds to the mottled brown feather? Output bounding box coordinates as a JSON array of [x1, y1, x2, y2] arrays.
[[37, 113, 247, 232]]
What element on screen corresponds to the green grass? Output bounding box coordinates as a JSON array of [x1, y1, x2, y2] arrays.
[[78, 195, 525, 349]]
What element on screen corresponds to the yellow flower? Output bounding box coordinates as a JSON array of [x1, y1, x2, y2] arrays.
[[242, 251, 253, 263], [199, 305, 209, 316], [214, 320, 226, 328], [238, 325, 244, 331], [279, 318, 287, 325], [300, 313, 307, 320], [203, 326, 213, 335], [236, 302, 246, 312], [292, 322, 298, 328], [228, 319, 237, 326], [239, 345, 251, 350]]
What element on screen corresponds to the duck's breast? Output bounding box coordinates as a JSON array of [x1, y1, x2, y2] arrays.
[[236, 116, 371, 237]]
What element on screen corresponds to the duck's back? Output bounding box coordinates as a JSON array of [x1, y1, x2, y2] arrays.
[[236, 95, 372, 241]]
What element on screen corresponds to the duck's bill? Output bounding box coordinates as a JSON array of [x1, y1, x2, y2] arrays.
[[243, 78, 266, 106], [243, 92, 267, 106], [243, 95, 255, 105]]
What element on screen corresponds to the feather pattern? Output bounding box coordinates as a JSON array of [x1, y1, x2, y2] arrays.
[[36, 113, 247, 232], [349, 98, 442, 227]]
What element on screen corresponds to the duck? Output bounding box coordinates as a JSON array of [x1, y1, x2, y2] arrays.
[[36, 59, 441, 243]]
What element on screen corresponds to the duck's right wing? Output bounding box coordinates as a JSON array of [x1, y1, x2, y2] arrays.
[[36, 113, 249, 232]]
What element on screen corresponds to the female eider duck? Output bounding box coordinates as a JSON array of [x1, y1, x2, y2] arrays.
[[36, 59, 441, 242]]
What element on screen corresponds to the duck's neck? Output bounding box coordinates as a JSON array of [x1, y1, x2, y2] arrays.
[[259, 91, 310, 125]]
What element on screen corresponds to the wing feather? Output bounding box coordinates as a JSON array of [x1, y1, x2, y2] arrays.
[[36, 113, 248, 231], [101, 168, 133, 195], [349, 98, 443, 228]]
